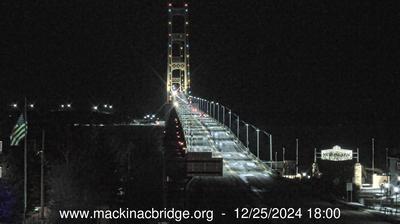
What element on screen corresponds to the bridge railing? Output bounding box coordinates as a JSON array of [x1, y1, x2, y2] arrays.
[[190, 96, 273, 163]]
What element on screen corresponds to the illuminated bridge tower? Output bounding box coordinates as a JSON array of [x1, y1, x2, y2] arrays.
[[167, 1, 190, 101]]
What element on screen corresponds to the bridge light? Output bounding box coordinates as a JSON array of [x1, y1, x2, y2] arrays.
[[168, 9, 171, 12], [184, 3, 188, 7], [93, 106, 98, 110], [66, 103, 71, 108], [60, 104, 65, 108], [29, 103, 35, 108], [109, 105, 113, 109], [173, 101, 179, 107], [11, 103, 18, 108]]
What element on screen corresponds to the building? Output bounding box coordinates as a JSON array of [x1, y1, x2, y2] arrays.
[[388, 155, 400, 186]]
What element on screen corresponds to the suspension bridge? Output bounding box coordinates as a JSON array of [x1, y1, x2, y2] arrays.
[[166, 2, 275, 179]]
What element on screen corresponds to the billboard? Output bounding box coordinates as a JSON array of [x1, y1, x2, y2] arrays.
[[321, 145, 353, 161]]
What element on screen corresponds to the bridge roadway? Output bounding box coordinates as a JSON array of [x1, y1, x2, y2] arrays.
[[173, 93, 273, 177], [171, 93, 397, 223]]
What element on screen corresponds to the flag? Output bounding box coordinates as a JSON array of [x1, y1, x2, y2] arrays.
[[10, 114, 27, 146]]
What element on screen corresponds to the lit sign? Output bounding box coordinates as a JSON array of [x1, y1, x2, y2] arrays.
[[321, 145, 353, 161]]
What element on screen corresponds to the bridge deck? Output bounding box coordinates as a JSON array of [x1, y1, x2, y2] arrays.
[[174, 93, 273, 177]]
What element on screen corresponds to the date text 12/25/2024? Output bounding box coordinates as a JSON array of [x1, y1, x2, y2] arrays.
[[233, 208, 341, 220]]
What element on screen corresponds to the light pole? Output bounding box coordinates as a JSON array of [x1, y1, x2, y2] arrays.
[[211, 101, 214, 118], [262, 131, 273, 163], [256, 129, 260, 158], [386, 148, 389, 173], [236, 115, 240, 138], [228, 110, 232, 129], [216, 103, 220, 122], [372, 138, 375, 175], [222, 105, 225, 126], [245, 124, 249, 148], [296, 138, 299, 175], [395, 187, 399, 213]]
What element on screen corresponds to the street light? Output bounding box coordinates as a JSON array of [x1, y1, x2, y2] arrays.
[[216, 102, 220, 122], [236, 115, 239, 138], [245, 124, 249, 149], [210, 101, 214, 118], [256, 129, 260, 158], [93, 106, 98, 111], [228, 110, 232, 129], [222, 105, 225, 125], [395, 187, 399, 213]]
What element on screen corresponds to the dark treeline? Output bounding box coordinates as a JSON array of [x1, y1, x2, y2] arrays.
[[0, 110, 164, 223]]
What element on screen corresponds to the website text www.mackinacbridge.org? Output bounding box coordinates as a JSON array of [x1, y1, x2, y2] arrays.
[[59, 208, 214, 222]]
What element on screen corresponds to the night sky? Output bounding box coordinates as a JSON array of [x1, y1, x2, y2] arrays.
[[1, 1, 399, 166]]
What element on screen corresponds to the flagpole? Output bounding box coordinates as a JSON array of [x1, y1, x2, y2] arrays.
[[23, 97, 28, 223]]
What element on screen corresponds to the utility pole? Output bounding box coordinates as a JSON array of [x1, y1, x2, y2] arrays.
[[296, 138, 299, 175], [386, 148, 389, 172], [372, 138, 375, 175]]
